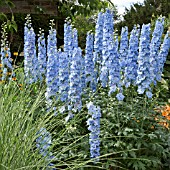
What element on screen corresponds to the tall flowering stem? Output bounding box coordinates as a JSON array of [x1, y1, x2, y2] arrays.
[[157, 31, 170, 81], [136, 24, 152, 97], [46, 20, 58, 105], [68, 47, 82, 112], [36, 127, 55, 168], [58, 51, 69, 102], [94, 12, 104, 78], [119, 26, 128, 73], [64, 22, 73, 61], [0, 23, 14, 81], [124, 26, 139, 87], [150, 18, 165, 84], [86, 102, 101, 162], [24, 14, 38, 83], [72, 28, 78, 49], [108, 37, 123, 100], [85, 32, 96, 91], [100, 9, 114, 87], [38, 28, 47, 81]]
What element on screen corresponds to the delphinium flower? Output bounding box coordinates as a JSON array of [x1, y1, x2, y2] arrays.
[[38, 28, 47, 81], [108, 36, 124, 100], [64, 21, 73, 61], [0, 23, 15, 81], [68, 47, 82, 113], [80, 54, 86, 92], [46, 20, 58, 107], [86, 101, 101, 162], [136, 23, 152, 97], [93, 12, 104, 78], [114, 35, 119, 51], [149, 17, 165, 84], [124, 26, 139, 87], [157, 31, 170, 81], [119, 26, 128, 73], [58, 51, 69, 102], [24, 15, 38, 84], [36, 127, 55, 169], [100, 9, 114, 87], [72, 28, 78, 49], [85, 32, 97, 91]]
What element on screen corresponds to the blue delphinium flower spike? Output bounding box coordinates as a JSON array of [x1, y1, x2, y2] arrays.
[[119, 26, 128, 73], [85, 32, 96, 91], [68, 47, 82, 113], [149, 17, 164, 85], [86, 102, 101, 162], [38, 28, 47, 81], [46, 23, 58, 107], [36, 127, 55, 169], [58, 51, 69, 102], [136, 23, 151, 95], [94, 12, 104, 76], [157, 31, 170, 81], [124, 26, 139, 87], [100, 9, 114, 87]]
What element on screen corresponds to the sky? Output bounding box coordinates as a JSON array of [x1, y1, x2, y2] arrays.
[[111, 0, 145, 15]]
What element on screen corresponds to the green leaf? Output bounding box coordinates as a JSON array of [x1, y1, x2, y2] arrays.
[[0, 13, 7, 21]]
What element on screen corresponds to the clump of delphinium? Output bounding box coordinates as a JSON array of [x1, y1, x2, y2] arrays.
[[6, 9, 169, 170]]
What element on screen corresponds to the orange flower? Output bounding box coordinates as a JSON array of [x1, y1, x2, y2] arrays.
[[162, 111, 169, 117], [166, 116, 170, 121], [5, 53, 8, 57], [18, 84, 22, 87], [7, 72, 12, 75], [13, 52, 18, 56], [0, 64, 3, 67], [12, 77, 17, 81]]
